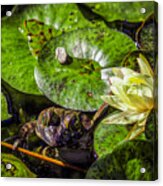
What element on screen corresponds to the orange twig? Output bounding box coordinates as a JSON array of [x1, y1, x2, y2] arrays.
[[1, 141, 86, 173]]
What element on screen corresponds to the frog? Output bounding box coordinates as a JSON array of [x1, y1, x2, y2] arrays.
[[14, 107, 93, 148], [12, 104, 109, 167]]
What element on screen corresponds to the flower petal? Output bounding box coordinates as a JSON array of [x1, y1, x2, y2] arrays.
[[125, 74, 153, 90], [137, 54, 153, 77], [126, 84, 153, 98], [121, 67, 139, 77], [110, 85, 138, 111], [127, 94, 153, 112], [101, 95, 128, 111], [125, 119, 146, 140], [102, 111, 148, 125], [101, 68, 113, 81], [112, 68, 124, 79]]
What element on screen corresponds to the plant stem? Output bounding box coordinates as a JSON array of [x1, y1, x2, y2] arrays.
[[1, 141, 87, 173]]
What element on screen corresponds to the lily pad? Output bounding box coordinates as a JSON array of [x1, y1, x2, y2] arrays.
[[1, 153, 36, 177], [1, 11, 39, 94], [1, 93, 10, 120], [86, 141, 157, 180], [94, 121, 146, 157], [1, 4, 94, 94], [85, 2, 156, 22], [35, 27, 136, 111], [94, 124, 128, 157]]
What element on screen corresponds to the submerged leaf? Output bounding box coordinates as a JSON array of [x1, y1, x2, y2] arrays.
[[136, 14, 158, 52]]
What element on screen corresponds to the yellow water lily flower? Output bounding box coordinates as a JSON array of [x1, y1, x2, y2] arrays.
[[101, 54, 154, 140]]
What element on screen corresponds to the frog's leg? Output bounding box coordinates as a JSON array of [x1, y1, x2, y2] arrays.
[[13, 120, 37, 150], [36, 145, 60, 159]]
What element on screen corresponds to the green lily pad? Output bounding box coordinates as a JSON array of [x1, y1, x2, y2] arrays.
[[1, 153, 36, 177], [94, 121, 146, 157], [85, 2, 156, 22], [94, 124, 128, 157], [35, 27, 136, 111], [1, 93, 10, 120], [86, 141, 157, 180], [2, 11, 39, 95]]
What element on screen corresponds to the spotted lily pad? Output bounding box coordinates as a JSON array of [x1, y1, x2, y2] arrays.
[[1, 4, 95, 94], [35, 27, 136, 111], [1, 153, 36, 177]]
